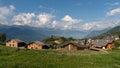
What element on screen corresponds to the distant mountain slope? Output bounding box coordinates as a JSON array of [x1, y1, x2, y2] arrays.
[[0, 25, 89, 42], [106, 26, 120, 35], [91, 26, 120, 39], [1, 25, 119, 42], [0, 25, 49, 42], [86, 29, 109, 38]]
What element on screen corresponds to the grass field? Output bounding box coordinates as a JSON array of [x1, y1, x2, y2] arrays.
[[0, 45, 120, 68]]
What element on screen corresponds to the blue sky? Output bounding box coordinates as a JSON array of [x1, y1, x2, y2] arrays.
[[0, 0, 120, 30]]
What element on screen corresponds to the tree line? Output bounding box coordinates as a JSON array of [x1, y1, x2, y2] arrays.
[[0, 33, 6, 44]]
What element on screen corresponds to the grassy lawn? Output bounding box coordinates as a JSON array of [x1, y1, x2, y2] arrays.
[[0, 45, 120, 68]]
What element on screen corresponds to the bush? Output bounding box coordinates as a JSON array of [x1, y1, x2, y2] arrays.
[[114, 41, 120, 48]]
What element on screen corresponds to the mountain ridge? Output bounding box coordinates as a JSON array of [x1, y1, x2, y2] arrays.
[[0, 25, 89, 42], [90, 26, 120, 39], [1, 25, 119, 42]]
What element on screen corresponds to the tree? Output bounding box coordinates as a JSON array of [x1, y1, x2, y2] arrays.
[[50, 43, 58, 49], [68, 37, 75, 41], [84, 39, 88, 45], [0, 33, 6, 44], [61, 37, 67, 42]]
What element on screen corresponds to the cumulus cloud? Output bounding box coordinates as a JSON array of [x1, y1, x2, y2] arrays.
[[0, 15, 8, 25], [12, 13, 55, 27], [12, 13, 35, 25], [0, 5, 15, 16], [0, 5, 15, 25], [37, 13, 55, 26], [107, 8, 120, 16], [0, 5, 119, 31], [12, 14, 82, 30], [81, 23, 94, 30], [52, 20, 58, 28], [62, 15, 80, 24], [51, 15, 83, 30], [81, 22, 107, 30], [81, 19, 120, 30], [61, 15, 81, 29]]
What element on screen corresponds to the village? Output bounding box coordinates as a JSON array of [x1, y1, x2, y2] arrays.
[[5, 35, 120, 51], [1, 0, 120, 67]]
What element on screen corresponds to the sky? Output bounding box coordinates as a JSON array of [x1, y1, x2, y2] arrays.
[[0, 0, 120, 31]]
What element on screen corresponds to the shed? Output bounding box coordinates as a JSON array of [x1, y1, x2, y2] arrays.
[[57, 42, 88, 50]]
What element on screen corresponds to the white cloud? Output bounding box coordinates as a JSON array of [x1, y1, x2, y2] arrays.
[[0, 15, 8, 25], [12, 13, 55, 27], [107, 8, 120, 16], [62, 15, 80, 24], [0, 5, 15, 25], [12, 14, 82, 30], [61, 15, 81, 29], [81, 23, 94, 30], [0, 5, 119, 31], [81, 19, 120, 30], [81, 22, 107, 30], [1, 5, 120, 31], [53, 15, 83, 30], [0, 5, 15, 16], [12, 13, 35, 25], [37, 13, 55, 26], [52, 20, 58, 28]]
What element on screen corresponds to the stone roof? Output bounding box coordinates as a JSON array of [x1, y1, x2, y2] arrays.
[[28, 41, 45, 46], [91, 36, 114, 47], [7, 39, 25, 43]]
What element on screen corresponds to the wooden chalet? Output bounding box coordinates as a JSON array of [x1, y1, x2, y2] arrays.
[[57, 42, 88, 50], [6, 39, 26, 48], [90, 36, 115, 49], [27, 41, 49, 50]]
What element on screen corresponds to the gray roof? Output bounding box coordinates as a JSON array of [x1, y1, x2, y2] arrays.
[[7, 39, 25, 43], [28, 41, 45, 46], [91, 36, 114, 47]]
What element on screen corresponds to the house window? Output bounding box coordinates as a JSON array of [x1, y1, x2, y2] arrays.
[[35, 47, 38, 49], [12, 41, 15, 43], [10, 44, 12, 47], [11, 44, 13, 47], [31, 47, 33, 49], [13, 44, 14, 47]]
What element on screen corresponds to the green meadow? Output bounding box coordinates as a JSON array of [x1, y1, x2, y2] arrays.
[[0, 45, 120, 68]]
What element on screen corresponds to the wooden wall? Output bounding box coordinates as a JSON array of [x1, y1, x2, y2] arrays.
[[6, 40, 18, 48], [27, 43, 42, 50], [106, 43, 114, 49], [57, 44, 78, 50], [6, 40, 26, 48]]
